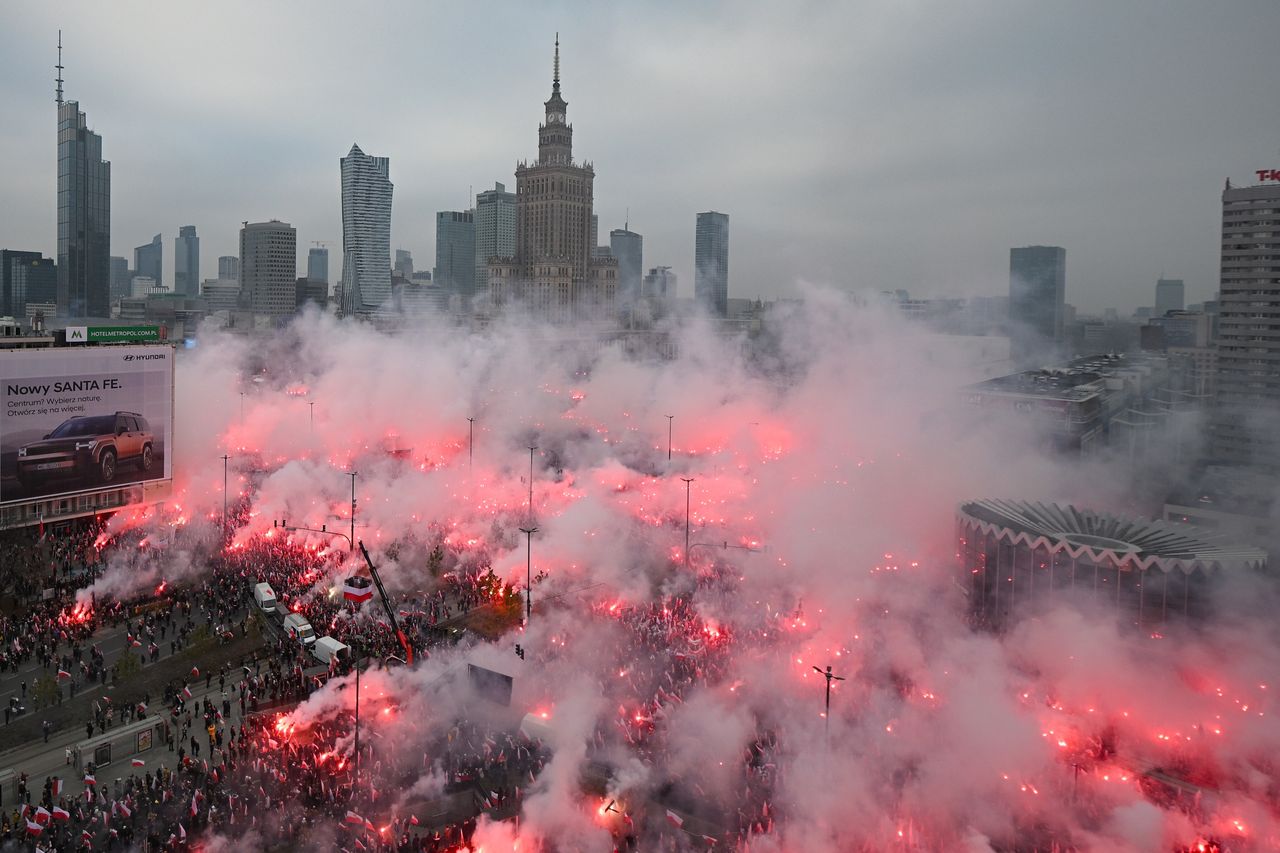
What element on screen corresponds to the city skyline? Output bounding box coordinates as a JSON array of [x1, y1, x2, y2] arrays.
[[1, 3, 1279, 311]]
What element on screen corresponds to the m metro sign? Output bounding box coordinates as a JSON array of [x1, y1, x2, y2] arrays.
[[1256, 170, 1280, 182]]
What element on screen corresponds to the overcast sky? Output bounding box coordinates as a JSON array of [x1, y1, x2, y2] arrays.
[[2, 1, 1278, 312]]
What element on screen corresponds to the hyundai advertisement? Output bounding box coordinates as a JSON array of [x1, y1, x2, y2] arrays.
[[0, 346, 173, 503]]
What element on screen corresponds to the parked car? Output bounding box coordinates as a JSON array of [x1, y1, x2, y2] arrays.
[[254, 582, 278, 614], [16, 411, 154, 489]]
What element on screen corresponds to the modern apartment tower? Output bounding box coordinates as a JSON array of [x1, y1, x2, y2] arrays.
[[218, 255, 240, 280], [175, 225, 199, 297], [394, 249, 413, 280], [694, 212, 730, 317], [239, 220, 297, 316], [610, 227, 643, 305], [340, 144, 393, 316], [487, 36, 617, 321], [435, 211, 475, 299], [55, 34, 111, 318], [307, 248, 328, 284], [1155, 278, 1185, 316], [1008, 246, 1066, 366], [134, 234, 162, 289], [474, 182, 516, 297], [1212, 176, 1280, 468]]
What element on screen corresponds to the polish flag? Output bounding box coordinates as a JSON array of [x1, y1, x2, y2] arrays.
[[343, 576, 374, 603], [34, 806, 51, 824], [131, 758, 145, 767], [182, 685, 192, 699], [665, 810, 684, 828], [83, 773, 96, 786], [344, 811, 365, 826], [364, 818, 376, 832], [51, 807, 70, 822], [26, 819, 43, 836], [81, 829, 93, 843], [190, 793, 199, 817], [131, 639, 142, 648], [51, 778, 62, 797], [118, 802, 131, 818], [409, 815, 419, 826], [178, 823, 187, 840], [190, 667, 199, 678], [57, 669, 71, 679]]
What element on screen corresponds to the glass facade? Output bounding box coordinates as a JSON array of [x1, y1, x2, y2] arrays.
[[57, 101, 110, 318]]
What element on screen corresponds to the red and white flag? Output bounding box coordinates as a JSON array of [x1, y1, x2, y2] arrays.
[[182, 685, 192, 699], [343, 576, 374, 603], [344, 810, 365, 826], [131, 758, 145, 767], [51, 807, 70, 822], [83, 773, 96, 786], [408, 815, 419, 826], [118, 802, 131, 818], [34, 806, 51, 825], [25, 819, 43, 836], [666, 810, 684, 828], [178, 823, 187, 840], [190, 666, 200, 678], [364, 818, 375, 832], [190, 792, 199, 817], [51, 778, 62, 797], [57, 669, 71, 679]]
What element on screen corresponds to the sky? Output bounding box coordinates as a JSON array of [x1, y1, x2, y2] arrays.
[[1, 0, 1278, 313]]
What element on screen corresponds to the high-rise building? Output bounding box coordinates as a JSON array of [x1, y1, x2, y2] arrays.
[[55, 36, 110, 318], [394, 249, 414, 280], [1212, 175, 1280, 468], [109, 255, 131, 302], [218, 255, 240, 281], [435, 212, 475, 299], [134, 234, 162, 289], [340, 144, 393, 316], [306, 248, 327, 285], [642, 266, 677, 301], [609, 227, 643, 305], [694, 211, 730, 317], [1155, 278, 1185, 316], [239, 220, 297, 316], [473, 182, 516, 296], [487, 37, 617, 322], [1, 251, 56, 318], [1008, 246, 1066, 366], [175, 225, 199, 297]]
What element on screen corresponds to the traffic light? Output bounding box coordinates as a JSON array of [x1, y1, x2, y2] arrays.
[[515, 644, 525, 660]]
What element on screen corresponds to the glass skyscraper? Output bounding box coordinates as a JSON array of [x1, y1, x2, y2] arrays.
[[340, 144, 393, 316], [175, 225, 199, 297], [56, 100, 110, 317], [473, 182, 516, 298], [694, 211, 730, 317], [435, 211, 475, 299], [1008, 245, 1066, 367]]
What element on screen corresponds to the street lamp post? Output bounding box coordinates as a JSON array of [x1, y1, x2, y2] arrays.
[[666, 415, 673, 461], [680, 477, 694, 570], [467, 417, 475, 468], [239, 392, 245, 424], [308, 401, 315, 436], [519, 526, 538, 623], [813, 664, 845, 740], [353, 649, 361, 796], [221, 454, 230, 539], [347, 472, 357, 552], [527, 445, 537, 523]]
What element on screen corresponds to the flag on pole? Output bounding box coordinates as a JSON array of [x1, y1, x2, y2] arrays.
[[666, 810, 684, 828], [57, 669, 71, 679], [409, 815, 419, 826], [34, 806, 51, 825], [179, 823, 187, 840], [345, 811, 365, 825], [26, 819, 43, 836], [51, 778, 62, 797], [83, 773, 96, 786], [343, 576, 374, 603], [118, 802, 131, 818], [51, 807, 69, 822], [182, 685, 192, 699], [130, 759, 145, 767], [190, 666, 199, 678]]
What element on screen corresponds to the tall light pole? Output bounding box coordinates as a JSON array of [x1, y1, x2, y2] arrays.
[[467, 417, 475, 469], [680, 477, 694, 570], [527, 445, 537, 523], [347, 471, 357, 552], [221, 454, 230, 539], [239, 392, 245, 424], [813, 664, 845, 740], [666, 415, 674, 461], [353, 647, 361, 796], [519, 526, 537, 624], [308, 401, 315, 436]]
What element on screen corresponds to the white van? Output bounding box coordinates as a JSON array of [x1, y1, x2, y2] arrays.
[[311, 636, 350, 666], [253, 582, 277, 614], [283, 613, 316, 646]]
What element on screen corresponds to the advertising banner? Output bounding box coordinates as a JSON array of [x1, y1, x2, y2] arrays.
[[0, 345, 173, 504]]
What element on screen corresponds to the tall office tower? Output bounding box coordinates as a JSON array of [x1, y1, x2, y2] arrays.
[[109, 255, 131, 302], [1155, 278, 1185, 316], [609, 227, 643, 305], [218, 255, 240, 280], [394, 249, 413, 280], [488, 37, 617, 321], [435, 211, 475, 298], [340, 144, 393, 316], [1008, 245, 1066, 366], [175, 225, 199, 297], [55, 35, 110, 318], [590, 215, 599, 252], [473, 181, 516, 295], [134, 234, 162, 288], [1, 250, 55, 317], [239, 220, 297, 316], [642, 266, 677, 301], [1212, 175, 1280, 468], [694, 211, 730, 317], [307, 248, 328, 284]]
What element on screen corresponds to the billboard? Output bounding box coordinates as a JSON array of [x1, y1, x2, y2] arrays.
[[0, 345, 173, 504]]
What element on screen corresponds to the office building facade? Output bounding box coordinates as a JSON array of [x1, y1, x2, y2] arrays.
[[340, 144, 393, 316], [56, 95, 111, 318], [1008, 245, 1066, 366], [435, 212, 475, 298], [218, 255, 240, 281], [239, 220, 297, 316], [1, 251, 56, 319], [474, 182, 516, 296], [1212, 176, 1280, 467], [306, 248, 327, 285], [109, 255, 131, 302], [1155, 278, 1185, 316], [394, 249, 414, 280], [610, 228, 643, 305], [134, 234, 162, 289], [694, 212, 730, 317], [175, 225, 199, 297]]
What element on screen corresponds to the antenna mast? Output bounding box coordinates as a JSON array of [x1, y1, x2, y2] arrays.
[[55, 30, 64, 106]]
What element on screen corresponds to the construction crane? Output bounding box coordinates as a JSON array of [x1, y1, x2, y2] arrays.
[[357, 541, 414, 665]]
